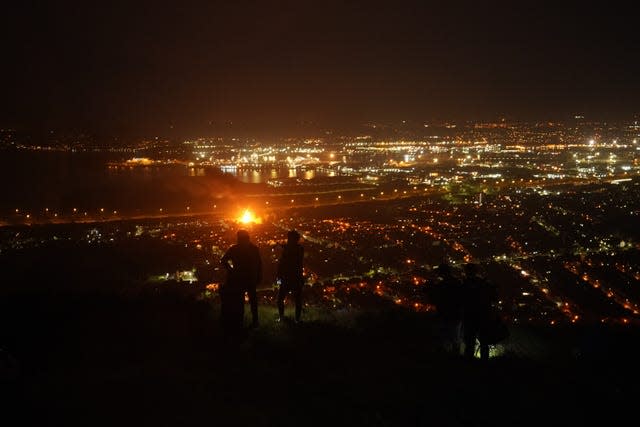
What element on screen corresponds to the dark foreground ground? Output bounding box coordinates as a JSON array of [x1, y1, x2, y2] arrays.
[[1, 288, 639, 427]]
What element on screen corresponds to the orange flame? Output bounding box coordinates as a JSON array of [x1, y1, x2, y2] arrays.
[[238, 209, 261, 224]]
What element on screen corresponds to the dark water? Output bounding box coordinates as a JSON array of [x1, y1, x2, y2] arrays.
[[0, 151, 235, 216], [0, 151, 331, 219], [1, 151, 116, 210]]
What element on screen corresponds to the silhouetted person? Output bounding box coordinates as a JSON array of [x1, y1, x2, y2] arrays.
[[461, 263, 498, 361], [431, 262, 463, 354], [220, 230, 262, 334], [276, 230, 304, 323]]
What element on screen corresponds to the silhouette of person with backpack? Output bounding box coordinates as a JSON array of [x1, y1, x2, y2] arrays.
[[220, 229, 262, 335], [461, 263, 498, 361], [431, 262, 463, 355], [276, 230, 304, 323]]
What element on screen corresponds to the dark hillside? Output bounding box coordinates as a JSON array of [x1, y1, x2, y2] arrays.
[[1, 286, 638, 427]]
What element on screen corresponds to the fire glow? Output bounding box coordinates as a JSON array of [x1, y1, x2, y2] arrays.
[[237, 209, 261, 225]]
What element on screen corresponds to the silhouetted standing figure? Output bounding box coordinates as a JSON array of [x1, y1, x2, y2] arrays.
[[276, 230, 304, 323], [461, 263, 497, 361], [220, 230, 262, 335], [432, 262, 463, 355]]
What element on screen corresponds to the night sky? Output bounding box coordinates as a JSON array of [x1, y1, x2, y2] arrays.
[[2, 1, 639, 136]]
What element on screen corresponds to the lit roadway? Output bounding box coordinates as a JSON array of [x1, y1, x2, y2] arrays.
[[1, 185, 446, 226], [2, 173, 635, 226]]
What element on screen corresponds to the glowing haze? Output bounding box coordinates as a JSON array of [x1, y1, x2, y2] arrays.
[[237, 209, 261, 225]]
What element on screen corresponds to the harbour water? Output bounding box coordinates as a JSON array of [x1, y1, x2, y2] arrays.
[[0, 150, 332, 220]]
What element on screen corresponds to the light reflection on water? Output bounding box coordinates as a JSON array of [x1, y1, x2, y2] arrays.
[[0, 150, 333, 212], [234, 167, 326, 183]]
